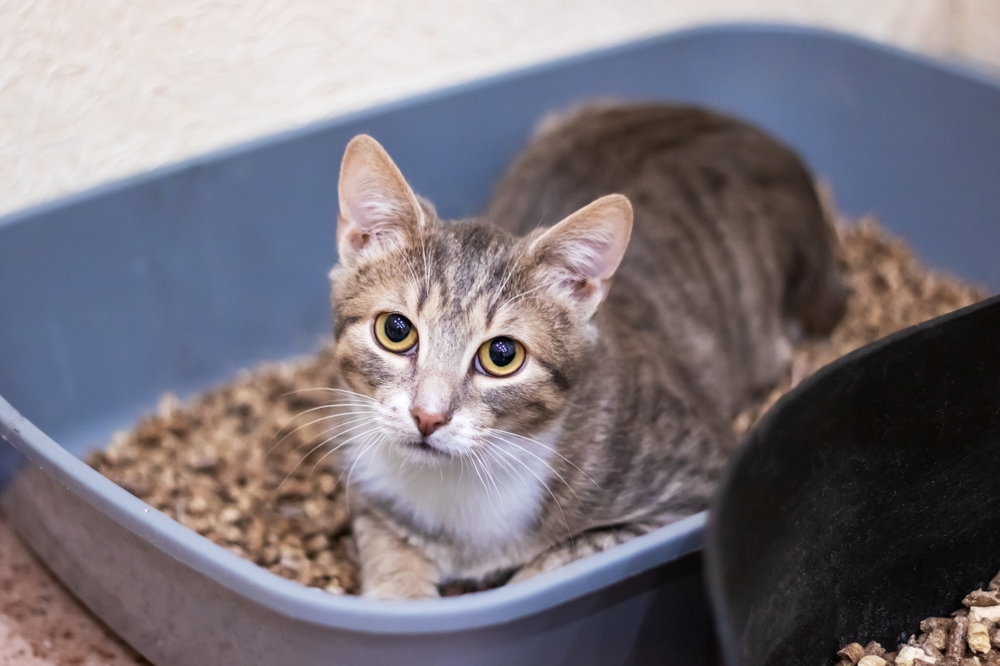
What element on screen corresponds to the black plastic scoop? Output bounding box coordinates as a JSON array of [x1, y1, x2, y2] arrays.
[[707, 294, 1000, 666]]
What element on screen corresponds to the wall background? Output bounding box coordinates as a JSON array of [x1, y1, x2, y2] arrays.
[[1, 0, 999, 219]]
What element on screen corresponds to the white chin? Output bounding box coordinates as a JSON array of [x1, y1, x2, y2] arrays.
[[401, 439, 452, 462]]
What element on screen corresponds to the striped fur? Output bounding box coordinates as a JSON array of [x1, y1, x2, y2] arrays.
[[327, 103, 847, 599]]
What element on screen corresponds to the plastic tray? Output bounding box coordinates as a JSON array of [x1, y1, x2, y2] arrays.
[[1, 24, 998, 666]]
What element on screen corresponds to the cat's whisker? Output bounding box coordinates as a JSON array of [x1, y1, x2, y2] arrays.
[[324, 419, 384, 451], [282, 416, 374, 465], [487, 431, 573, 488], [274, 391, 377, 439], [308, 434, 354, 476], [399, 251, 423, 299], [488, 433, 590, 516], [477, 437, 526, 485], [342, 430, 386, 500], [492, 444, 574, 542], [473, 452, 504, 506], [364, 433, 390, 476], [279, 401, 376, 432], [479, 446, 525, 512], [342, 431, 385, 515], [486, 254, 520, 312], [487, 221, 543, 311], [336, 430, 386, 480], [288, 414, 379, 465], [336, 426, 387, 485], [418, 224, 431, 293], [309, 428, 384, 478], [395, 443, 407, 475], [466, 449, 494, 503], [478, 453, 504, 507], [282, 387, 379, 404], [293, 402, 379, 416], [494, 282, 548, 313], [478, 441, 523, 484], [297, 415, 380, 460], [266, 409, 375, 458], [533, 203, 553, 230], [311, 411, 379, 434], [474, 448, 504, 507], [277, 421, 380, 490], [486, 265, 514, 312], [488, 427, 600, 489]]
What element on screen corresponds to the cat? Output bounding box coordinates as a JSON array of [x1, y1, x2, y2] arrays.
[[325, 102, 847, 599]]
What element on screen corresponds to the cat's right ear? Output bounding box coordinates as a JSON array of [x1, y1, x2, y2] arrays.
[[529, 194, 633, 318], [336, 135, 423, 266]]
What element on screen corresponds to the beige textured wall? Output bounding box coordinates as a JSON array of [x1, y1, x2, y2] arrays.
[[1, 0, 998, 218]]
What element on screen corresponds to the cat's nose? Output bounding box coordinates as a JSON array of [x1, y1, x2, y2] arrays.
[[411, 408, 449, 437]]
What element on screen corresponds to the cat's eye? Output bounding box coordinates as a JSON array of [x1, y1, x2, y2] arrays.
[[476, 336, 526, 377], [374, 312, 418, 354]]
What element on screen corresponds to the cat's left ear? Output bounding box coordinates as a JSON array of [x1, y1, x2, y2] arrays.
[[336, 135, 424, 267], [530, 194, 633, 317]]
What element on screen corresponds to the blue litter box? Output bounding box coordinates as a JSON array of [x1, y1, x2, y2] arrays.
[[1, 24, 998, 666]]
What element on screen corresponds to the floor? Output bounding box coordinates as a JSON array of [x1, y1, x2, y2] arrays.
[[0, 1, 998, 663], [0, 510, 145, 666]]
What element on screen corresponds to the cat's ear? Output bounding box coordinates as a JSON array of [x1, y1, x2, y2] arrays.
[[336, 135, 423, 266], [530, 194, 633, 316]]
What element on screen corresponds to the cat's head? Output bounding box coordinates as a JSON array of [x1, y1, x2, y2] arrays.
[[328, 135, 631, 466]]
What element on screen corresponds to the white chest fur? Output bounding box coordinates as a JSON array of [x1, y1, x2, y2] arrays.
[[347, 426, 561, 577]]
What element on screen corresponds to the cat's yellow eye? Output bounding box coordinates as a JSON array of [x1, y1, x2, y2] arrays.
[[476, 337, 526, 377], [374, 312, 418, 354]]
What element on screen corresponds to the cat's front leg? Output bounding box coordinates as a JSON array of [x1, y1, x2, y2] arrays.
[[509, 524, 650, 584], [353, 511, 439, 600]]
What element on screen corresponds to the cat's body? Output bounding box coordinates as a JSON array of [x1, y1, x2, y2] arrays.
[[327, 103, 846, 598]]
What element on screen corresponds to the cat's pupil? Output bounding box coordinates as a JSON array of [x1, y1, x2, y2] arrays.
[[384, 314, 411, 342], [489, 337, 517, 367]]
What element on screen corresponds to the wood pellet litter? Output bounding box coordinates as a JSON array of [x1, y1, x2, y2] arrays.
[[835, 568, 1000, 666], [88, 215, 989, 596]]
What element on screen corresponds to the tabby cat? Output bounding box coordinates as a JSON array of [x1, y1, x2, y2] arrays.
[[325, 103, 847, 599]]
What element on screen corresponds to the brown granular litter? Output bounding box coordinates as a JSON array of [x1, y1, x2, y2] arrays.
[[88, 215, 989, 596], [89, 355, 359, 594], [835, 568, 1000, 666]]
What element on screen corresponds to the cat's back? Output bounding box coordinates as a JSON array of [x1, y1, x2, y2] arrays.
[[487, 103, 796, 226], [485, 102, 847, 418], [486, 104, 835, 307]]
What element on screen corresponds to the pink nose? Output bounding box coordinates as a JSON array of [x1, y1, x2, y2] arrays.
[[411, 408, 449, 437]]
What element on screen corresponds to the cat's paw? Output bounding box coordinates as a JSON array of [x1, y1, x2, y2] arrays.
[[508, 566, 541, 585], [508, 553, 565, 585], [509, 527, 643, 585], [362, 577, 440, 600]]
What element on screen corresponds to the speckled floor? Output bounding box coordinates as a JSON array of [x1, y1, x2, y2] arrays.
[[0, 510, 146, 665]]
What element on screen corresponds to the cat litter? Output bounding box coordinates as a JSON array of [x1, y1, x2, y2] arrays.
[[835, 568, 1000, 666], [88, 216, 986, 595]]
